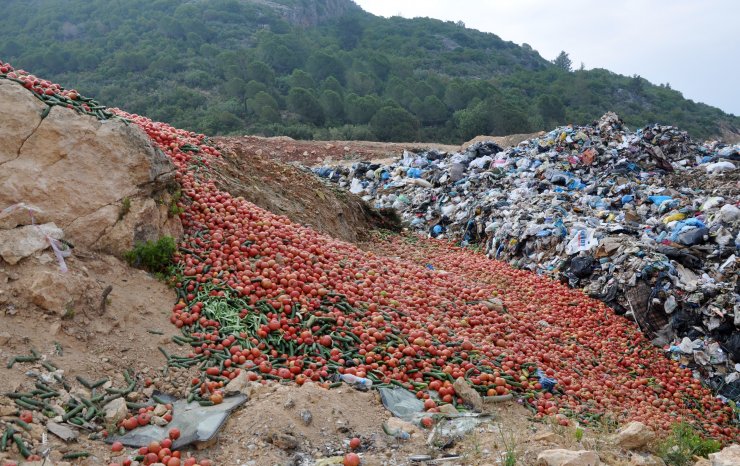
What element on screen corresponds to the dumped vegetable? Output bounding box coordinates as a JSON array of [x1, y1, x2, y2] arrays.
[[1, 59, 737, 451]]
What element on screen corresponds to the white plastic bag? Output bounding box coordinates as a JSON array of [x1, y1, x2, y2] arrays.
[[565, 228, 597, 255]]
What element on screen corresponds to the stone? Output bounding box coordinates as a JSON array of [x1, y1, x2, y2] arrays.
[[23, 269, 94, 315], [0, 331, 10, 347], [103, 397, 128, 425], [224, 370, 250, 395], [267, 431, 299, 450], [533, 431, 559, 442], [629, 452, 665, 466], [152, 403, 168, 417], [0, 79, 46, 162], [438, 403, 458, 415], [47, 421, 79, 442], [615, 421, 655, 450], [0, 79, 180, 254], [537, 449, 601, 466], [709, 444, 740, 466], [453, 377, 483, 412], [0, 203, 49, 229], [299, 409, 313, 426], [0, 401, 17, 417], [0, 222, 63, 265], [384, 417, 420, 437]]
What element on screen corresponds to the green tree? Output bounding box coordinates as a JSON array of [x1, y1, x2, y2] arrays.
[[415, 95, 448, 124], [345, 93, 380, 124], [553, 51, 572, 72], [287, 87, 325, 125], [289, 69, 316, 89], [248, 91, 280, 123], [537, 94, 565, 126], [246, 60, 275, 85], [321, 89, 345, 122], [307, 51, 345, 83], [370, 106, 420, 142]]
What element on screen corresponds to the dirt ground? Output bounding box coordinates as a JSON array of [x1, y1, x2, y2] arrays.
[[214, 133, 542, 169], [214, 137, 459, 167], [211, 138, 401, 243]]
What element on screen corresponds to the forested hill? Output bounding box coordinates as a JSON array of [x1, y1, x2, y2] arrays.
[[2, 0, 737, 143]]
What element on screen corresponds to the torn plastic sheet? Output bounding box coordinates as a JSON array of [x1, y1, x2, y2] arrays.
[[109, 393, 247, 449], [378, 387, 424, 421]]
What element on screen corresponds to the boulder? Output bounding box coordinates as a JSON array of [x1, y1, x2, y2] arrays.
[[537, 449, 600, 466], [615, 421, 655, 450], [103, 397, 128, 425], [453, 377, 483, 412], [0, 203, 49, 229], [709, 444, 740, 466], [0, 79, 46, 163], [0, 222, 63, 265], [22, 268, 97, 315], [0, 80, 180, 255]]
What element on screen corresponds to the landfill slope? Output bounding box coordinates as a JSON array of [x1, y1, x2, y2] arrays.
[[315, 112, 740, 399], [210, 137, 402, 243]]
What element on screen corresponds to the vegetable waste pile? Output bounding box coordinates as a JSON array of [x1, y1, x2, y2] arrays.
[[1, 60, 738, 465]]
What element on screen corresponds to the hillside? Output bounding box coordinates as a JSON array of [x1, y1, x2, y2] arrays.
[[2, 58, 740, 465], [1, 0, 738, 143]]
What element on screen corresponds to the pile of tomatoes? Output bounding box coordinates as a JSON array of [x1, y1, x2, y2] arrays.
[[2, 61, 736, 443]]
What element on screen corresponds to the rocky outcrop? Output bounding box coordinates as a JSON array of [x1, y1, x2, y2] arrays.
[[614, 421, 656, 450], [0, 80, 181, 259], [709, 445, 740, 466]]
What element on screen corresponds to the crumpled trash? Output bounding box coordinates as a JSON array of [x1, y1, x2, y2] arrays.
[[428, 414, 493, 448], [314, 112, 740, 393]]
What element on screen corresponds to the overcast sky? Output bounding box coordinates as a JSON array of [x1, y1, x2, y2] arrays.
[[353, 0, 739, 116]]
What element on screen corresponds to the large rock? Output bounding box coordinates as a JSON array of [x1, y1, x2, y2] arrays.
[[709, 444, 740, 466], [21, 268, 97, 315], [0, 80, 180, 255], [537, 449, 600, 466], [453, 377, 483, 412], [0, 222, 63, 264], [615, 421, 656, 450], [0, 203, 49, 229], [0, 79, 46, 163], [103, 397, 128, 425]]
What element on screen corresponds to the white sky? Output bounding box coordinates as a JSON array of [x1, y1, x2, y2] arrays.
[[353, 0, 739, 116]]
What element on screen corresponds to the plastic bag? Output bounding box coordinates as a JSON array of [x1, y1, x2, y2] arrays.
[[565, 228, 597, 255]]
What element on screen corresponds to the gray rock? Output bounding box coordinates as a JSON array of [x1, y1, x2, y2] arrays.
[[47, 421, 79, 442]]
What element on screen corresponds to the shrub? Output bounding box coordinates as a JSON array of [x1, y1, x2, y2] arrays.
[[656, 423, 721, 466], [124, 236, 176, 274]]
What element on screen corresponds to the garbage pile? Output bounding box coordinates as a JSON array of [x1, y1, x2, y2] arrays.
[[314, 113, 740, 399]]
